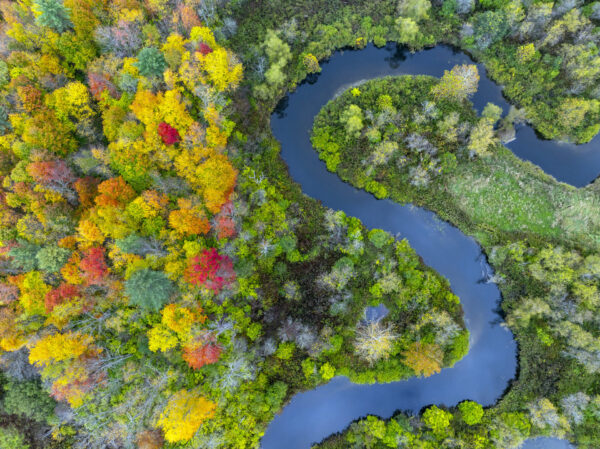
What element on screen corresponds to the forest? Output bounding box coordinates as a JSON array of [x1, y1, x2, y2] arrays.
[[0, 0, 597, 448]]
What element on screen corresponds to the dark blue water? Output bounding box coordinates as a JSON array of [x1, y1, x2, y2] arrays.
[[261, 44, 581, 449]]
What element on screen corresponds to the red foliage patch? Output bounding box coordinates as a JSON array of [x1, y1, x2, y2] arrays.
[[198, 42, 213, 56], [215, 216, 236, 240], [45, 284, 80, 313], [27, 160, 75, 187], [88, 72, 120, 101], [79, 247, 108, 285], [184, 248, 235, 294], [157, 122, 181, 145], [95, 177, 136, 208], [183, 341, 222, 370], [214, 202, 236, 240]]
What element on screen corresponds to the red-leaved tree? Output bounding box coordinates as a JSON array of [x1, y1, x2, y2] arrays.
[[0, 282, 19, 305], [198, 43, 213, 56], [184, 248, 235, 294], [182, 340, 222, 370], [79, 248, 108, 285], [158, 122, 181, 145], [95, 177, 136, 208], [45, 284, 80, 313], [88, 73, 120, 101], [213, 201, 236, 240], [27, 160, 76, 201]]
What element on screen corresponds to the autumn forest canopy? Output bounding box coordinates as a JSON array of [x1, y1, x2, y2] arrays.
[[0, 0, 598, 449]]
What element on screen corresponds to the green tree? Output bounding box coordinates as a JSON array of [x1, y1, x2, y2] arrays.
[[396, 17, 420, 44], [491, 412, 531, 448], [9, 241, 40, 272], [125, 269, 175, 311], [264, 30, 291, 64], [468, 117, 496, 156], [134, 47, 167, 78], [3, 380, 56, 423], [368, 229, 390, 249], [423, 405, 452, 435], [32, 0, 72, 33], [557, 97, 596, 132], [302, 53, 320, 73], [458, 401, 484, 425], [340, 104, 364, 139], [0, 61, 9, 87], [36, 245, 71, 273], [255, 30, 291, 99], [116, 235, 165, 256], [397, 0, 431, 21], [0, 426, 29, 449], [482, 103, 502, 123], [319, 362, 335, 381], [432, 64, 479, 102], [472, 11, 509, 49]]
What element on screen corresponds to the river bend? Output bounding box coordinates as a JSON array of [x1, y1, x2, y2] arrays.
[[262, 44, 581, 449]]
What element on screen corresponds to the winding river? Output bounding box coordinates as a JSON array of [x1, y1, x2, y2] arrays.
[[262, 44, 581, 449]]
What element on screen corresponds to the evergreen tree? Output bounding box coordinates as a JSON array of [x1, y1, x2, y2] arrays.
[[134, 47, 167, 78], [125, 269, 176, 311], [32, 0, 72, 33]]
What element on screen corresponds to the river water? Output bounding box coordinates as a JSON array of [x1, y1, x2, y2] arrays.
[[261, 43, 582, 449]]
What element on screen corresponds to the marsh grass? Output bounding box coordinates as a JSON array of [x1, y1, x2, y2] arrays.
[[446, 146, 600, 249]]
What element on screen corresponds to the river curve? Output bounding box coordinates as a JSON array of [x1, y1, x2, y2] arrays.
[[261, 43, 582, 449]]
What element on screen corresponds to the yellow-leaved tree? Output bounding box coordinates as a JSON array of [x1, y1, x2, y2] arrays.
[[195, 154, 237, 214], [157, 389, 216, 442], [29, 332, 102, 407], [402, 341, 444, 377]]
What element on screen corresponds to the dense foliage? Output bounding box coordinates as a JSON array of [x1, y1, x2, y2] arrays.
[[0, 0, 598, 448], [0, 1, 473, 448]]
